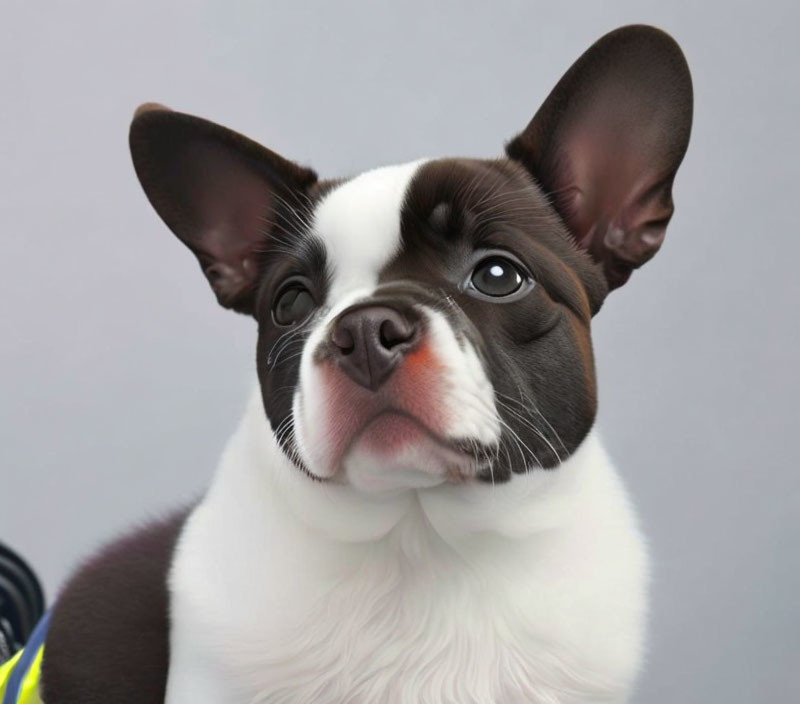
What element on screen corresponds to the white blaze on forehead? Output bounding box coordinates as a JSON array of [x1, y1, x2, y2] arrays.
[[312, 159, 428, 300]]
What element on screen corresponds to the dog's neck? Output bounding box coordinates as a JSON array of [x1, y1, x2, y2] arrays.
[[204, 388, 612, 552]]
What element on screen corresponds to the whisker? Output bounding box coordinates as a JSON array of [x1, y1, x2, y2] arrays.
[[494, 396, 562, 464], [495, 388, 568, 458]]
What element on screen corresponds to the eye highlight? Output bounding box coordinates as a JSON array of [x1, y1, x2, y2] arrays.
[[468, 255, 529, 298], [273, 281, 315, 326]]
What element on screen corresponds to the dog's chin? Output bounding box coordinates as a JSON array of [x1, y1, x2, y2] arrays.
[[337, 412, 480, 493]]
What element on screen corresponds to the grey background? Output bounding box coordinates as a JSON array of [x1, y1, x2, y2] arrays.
[[1, 1, 798, 701]]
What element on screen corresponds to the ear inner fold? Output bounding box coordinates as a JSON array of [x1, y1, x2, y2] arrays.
[[506, 25, 693, 290]]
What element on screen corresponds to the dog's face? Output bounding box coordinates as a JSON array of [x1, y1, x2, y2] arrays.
[[130, 26, 692, 492], [265, 157, 607, 491]]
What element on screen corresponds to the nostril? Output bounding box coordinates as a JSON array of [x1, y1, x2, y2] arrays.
[[379, 316, 414, 350], [330, 326, 355, 355]]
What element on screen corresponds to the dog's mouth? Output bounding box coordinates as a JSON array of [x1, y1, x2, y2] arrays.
[[336, 409, 492, 490], [352, 410, 487, 467]]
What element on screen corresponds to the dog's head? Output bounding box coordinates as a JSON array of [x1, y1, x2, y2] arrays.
[[130, 26, 692, 492]]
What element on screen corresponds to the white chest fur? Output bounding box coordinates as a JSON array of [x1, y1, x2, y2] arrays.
[[165, 393, 648, 704]]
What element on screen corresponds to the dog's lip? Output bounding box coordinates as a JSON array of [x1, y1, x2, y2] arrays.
[[340, 408, 488, 470]]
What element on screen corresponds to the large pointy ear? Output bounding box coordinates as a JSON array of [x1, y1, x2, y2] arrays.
[[129, 104, 318, 313], [506, 25, 693, 291]]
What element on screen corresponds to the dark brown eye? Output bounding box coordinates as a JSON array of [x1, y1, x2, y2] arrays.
[[273, 284, 315, 326], [470, 257, 524, 297]]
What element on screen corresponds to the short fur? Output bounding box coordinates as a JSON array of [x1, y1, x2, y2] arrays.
[[40, 24, 692, 704], [41, 510, 190, 703]]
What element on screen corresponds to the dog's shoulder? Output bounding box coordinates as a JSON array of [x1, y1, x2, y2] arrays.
[[40, 508, 192, 704]]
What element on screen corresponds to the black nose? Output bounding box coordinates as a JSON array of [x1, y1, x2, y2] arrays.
[[329, 305, 418, 391]]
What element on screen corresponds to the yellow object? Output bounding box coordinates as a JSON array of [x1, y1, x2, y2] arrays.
[[0, 644, 44, 704]]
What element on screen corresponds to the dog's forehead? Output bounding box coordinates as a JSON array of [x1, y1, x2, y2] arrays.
[[309, 157, 543, 302], [312, 159, 427, 300]]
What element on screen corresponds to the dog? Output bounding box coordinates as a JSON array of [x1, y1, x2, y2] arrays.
[[35, 24, 692, 704]]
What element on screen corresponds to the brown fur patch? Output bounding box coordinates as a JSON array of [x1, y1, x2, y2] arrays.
[[40, 509, 191, 703]]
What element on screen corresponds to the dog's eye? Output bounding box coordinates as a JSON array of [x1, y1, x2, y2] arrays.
[[273, 284, 315, 326], [470, 256, 525, 297]]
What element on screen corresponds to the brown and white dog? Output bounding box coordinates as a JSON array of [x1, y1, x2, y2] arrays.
[[40, 25, 692, 704]]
